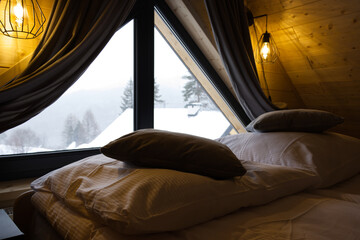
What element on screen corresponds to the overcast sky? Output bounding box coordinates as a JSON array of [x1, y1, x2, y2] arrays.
[[66, 20, 188, 95]]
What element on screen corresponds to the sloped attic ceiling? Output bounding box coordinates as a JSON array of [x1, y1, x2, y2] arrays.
[[168, 0, 360, 139]]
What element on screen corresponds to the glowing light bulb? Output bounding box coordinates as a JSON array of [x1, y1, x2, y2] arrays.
[[260, 42, 270, 60], [14, 1, 24, 27]]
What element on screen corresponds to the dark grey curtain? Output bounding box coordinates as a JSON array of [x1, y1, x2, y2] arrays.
[[204, 0, 277, 121], [0, 0, 136, 133]]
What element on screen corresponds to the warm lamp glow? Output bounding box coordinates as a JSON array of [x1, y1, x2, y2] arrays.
[[260, 42, 270, 60], [255, 31, 278, 63], [251, 14, 279, 64], [0, 0, 46, 39], [14, 1, 24, 27]]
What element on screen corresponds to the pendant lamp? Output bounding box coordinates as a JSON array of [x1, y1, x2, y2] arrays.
[[253, 14, 279, 63], [0, 0, 46, 39]]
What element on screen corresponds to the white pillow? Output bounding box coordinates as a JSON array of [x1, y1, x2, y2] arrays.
[[217, 132, 360, 188], [31, 154, 316, 234]]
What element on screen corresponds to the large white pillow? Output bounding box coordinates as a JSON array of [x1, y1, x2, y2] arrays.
[[217, 132, 360, 188], [31, 154, 316, 235]]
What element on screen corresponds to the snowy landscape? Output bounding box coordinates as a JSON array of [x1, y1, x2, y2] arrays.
[[0, 21, 233, 155]]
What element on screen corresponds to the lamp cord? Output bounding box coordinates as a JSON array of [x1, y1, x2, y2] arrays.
[[253, 23, 272, 102]]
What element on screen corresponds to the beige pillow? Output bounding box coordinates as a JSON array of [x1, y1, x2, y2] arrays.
[[217, 131, 360, 188], [246, 109, 344, 133], [101, 129, 246, 179]]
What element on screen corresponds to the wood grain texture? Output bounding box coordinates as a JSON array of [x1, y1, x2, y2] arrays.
[[246, 0, 360, 138]]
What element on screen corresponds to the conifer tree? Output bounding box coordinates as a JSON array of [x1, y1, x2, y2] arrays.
[[120, 78, 164, 111], [182, 72, 216, 110], [120, 78, 134, 112], [154, 80, 164, 106]]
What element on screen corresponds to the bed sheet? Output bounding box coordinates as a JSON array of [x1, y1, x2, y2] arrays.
[[31, 174, 360, 240], [31, 154, 318, 234]]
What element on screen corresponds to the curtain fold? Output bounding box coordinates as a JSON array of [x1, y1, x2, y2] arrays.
[[0, 0, 136, 133], [204, 0, 277, 121]]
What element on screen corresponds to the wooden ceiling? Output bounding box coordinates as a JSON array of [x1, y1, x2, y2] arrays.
[[1, 0, 359, 139]]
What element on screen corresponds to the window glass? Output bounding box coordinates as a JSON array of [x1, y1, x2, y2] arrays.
[[154, 26, 234, 139], [0, 21, 134, 155]]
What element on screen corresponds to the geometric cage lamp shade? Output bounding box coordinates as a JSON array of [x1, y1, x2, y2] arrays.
[[0, 0, 46, 39], [253, 14, 279, 64]]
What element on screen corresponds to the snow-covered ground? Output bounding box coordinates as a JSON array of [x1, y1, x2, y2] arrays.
[[80, 108, 231, 148], [0, 144, 52, 155], [1, 108, 231, 154]]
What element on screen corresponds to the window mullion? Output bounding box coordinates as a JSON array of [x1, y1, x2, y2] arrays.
[[134, 0, 155, 130]]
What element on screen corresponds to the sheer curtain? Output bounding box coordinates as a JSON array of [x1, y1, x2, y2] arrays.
[[204, 0, 277, 121], [0, 0, 136, 133]]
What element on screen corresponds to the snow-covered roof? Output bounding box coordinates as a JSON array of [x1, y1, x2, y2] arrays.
[[82, 108, 230, 148]]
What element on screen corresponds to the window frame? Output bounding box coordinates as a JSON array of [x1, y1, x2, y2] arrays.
[[0, 0, 248, 181], [154, 1, 250, 125]]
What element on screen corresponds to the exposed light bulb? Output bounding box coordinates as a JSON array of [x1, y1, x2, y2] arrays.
[[260, 42, 270, 60], [255, 31, 278, 63], [14, 1, 24, 27], [1, 0, 46, 39]]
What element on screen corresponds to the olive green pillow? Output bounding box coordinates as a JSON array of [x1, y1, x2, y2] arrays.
[[246, 109, 344, 133], [101, 129, 246, 179]]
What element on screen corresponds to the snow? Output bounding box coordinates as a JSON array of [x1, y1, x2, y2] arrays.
[[80, 108, 231, 148], [0, 144, 52, 155], [0, 108, 231, 153]]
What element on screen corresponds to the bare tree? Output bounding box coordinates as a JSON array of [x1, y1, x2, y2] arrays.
[[62, 114, 80, 147], [6, 128, 41, 153], [82, 109, 100, 143]]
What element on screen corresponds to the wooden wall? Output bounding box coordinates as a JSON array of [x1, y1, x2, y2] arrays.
[[246, 0, 360, 138], [173, 0, 360, 139]]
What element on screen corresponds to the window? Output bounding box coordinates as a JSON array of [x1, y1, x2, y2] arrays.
[[0, 0, 246, 181], [0, 21, 134, 155], [154, 27, 233, 138]]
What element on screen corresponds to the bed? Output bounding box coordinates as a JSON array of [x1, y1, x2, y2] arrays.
[[13, 110, 360, 240]]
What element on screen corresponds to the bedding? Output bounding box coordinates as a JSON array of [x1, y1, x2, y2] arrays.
[[217, 131, 360, 188], [31, 155, 316, 235], [245, 109, 344, 133], [30, 173, 360, 240], [23, 130, 360, 239]]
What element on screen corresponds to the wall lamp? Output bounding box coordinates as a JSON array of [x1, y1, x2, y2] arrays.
[[0, 0, 46, 39], [249, 13, 279, 64]]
